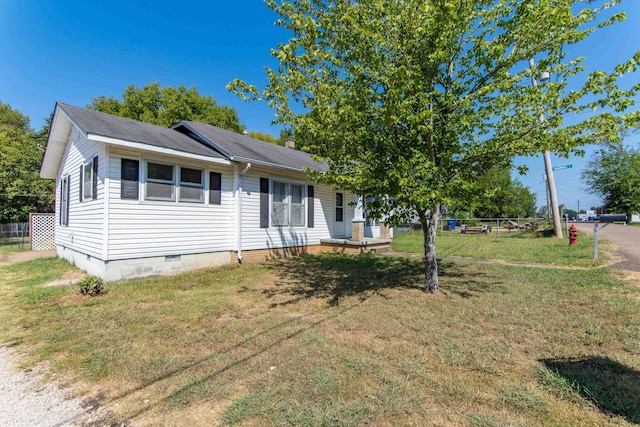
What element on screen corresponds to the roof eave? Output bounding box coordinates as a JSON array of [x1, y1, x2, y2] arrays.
[[232, 156, 326, 175], [87, 134, 232, 165], [40, 104, 77, 179]]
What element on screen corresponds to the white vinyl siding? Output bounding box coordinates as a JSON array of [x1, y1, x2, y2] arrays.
[[55, 127, 105, 259], [108, 148, 234, 260]]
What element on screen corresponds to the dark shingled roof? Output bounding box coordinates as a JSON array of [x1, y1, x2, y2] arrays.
[[175, 121, 329, 173], [57, 103, 227, 160]]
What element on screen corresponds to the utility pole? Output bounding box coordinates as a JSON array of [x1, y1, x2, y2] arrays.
[[577, 200, 580, 218], [530, 58, 563, 239]]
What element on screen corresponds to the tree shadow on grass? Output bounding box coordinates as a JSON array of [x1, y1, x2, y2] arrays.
[[541, 356, 640, 424], [262, 253, 501, 306]]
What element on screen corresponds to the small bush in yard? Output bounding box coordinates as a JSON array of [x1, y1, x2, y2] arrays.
[[76, 276, 104, 296]]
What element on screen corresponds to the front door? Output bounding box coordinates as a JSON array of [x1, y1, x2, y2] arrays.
[[334, 192, 345, 237]]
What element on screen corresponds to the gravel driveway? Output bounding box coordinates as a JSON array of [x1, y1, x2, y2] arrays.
[[572, 222, 640, 272], [1, 252, 113, 426], [0, 346, 97, 426]]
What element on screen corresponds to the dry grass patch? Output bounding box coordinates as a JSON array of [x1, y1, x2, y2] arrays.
[[0, 254, 639, 426]]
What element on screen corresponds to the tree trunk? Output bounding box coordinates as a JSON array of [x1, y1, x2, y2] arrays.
[[421, 206, 440, 293]]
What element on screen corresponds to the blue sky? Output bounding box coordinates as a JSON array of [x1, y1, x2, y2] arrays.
[[1, 0, 638, 212]]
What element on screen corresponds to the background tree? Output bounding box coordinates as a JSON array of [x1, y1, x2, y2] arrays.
[[278, 128, 295, 145], [564, 208, 578, 220], [229, 0, 640, 292], [247, 131, 281, 145], [90, 80, 244, 133], [0, 103, 54, 223], [472, 168, 537, 218], [582, 145, 640, 221]]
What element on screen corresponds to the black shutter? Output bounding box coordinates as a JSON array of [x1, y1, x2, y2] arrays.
[[307, 185, 314, 228], [65, 178, 70, 225], [79, 165, 83, 202], [92, 156, 98, 200], [209, 172, 222, 205], [121, 159, 140, 200], [260, 178, 269, 228]]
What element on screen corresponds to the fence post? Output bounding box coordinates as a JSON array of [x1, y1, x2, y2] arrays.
[[593, 221, 599, 259], [29, 213, 33, 251]]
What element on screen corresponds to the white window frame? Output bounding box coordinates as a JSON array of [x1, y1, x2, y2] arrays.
[[364, 197, 380, 227], [82, 161, 93, 200], [145, 161, 175, 201], [178, 166, 205, 203], [60, 175, 69, 226], [271, 180, 306, 227]]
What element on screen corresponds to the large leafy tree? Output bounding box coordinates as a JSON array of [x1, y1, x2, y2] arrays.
[[229, 0, 639, 292], [472, 168, 537, 218], [90, 80, 244, 133], [0, 103, 55, 223], [582, 145, 640, 221]]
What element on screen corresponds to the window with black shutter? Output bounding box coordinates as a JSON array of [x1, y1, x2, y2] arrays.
[[92, 156, 98, 200]]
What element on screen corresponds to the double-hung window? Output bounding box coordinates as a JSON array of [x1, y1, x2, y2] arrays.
[[179, 167, 204, 203], [82, 162, 93, 200], [60, 175, 69, 226], [79, 156, 98, 201], [271, 181, 305, 227], [364, 197, 380, 227], [146, 162, 175, 200], [142, 161, 214, 204]]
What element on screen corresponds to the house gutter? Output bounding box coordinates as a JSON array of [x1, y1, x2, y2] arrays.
[[235, 162, 252, 263]]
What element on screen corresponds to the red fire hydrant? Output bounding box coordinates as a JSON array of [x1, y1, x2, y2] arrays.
[[568, 224, 578, 246]]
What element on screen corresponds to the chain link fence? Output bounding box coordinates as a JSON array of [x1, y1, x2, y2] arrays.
[[396, 217, 552, 236], [0, 222, 30, 251]]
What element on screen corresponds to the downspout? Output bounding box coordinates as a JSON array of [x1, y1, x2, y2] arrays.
[[235, 162, 252, 263]]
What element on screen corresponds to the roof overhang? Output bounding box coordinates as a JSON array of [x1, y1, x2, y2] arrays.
[[231, 155, 310, 175], [87, 134, 232, 165], [39, 104, 232, 180], [40, 104, 74, 179]]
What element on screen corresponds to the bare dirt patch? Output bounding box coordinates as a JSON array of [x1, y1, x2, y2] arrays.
[[42, 268, 88, 287], [0, 249, 57, 264]]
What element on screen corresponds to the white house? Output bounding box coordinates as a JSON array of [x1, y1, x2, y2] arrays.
[[40, 103, 391, 281]]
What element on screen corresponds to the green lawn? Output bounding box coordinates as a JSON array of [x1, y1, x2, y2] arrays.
[[0, 238, 29, 253], [392, 229, 606, 267], [1, 253, 638, 426]]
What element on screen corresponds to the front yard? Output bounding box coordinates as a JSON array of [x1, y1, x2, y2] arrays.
[[1, 247, 639, 426], [392, 229, 606, 267]]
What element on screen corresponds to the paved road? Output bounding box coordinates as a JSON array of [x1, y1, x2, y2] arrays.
[[572, 222, 640, 272]]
